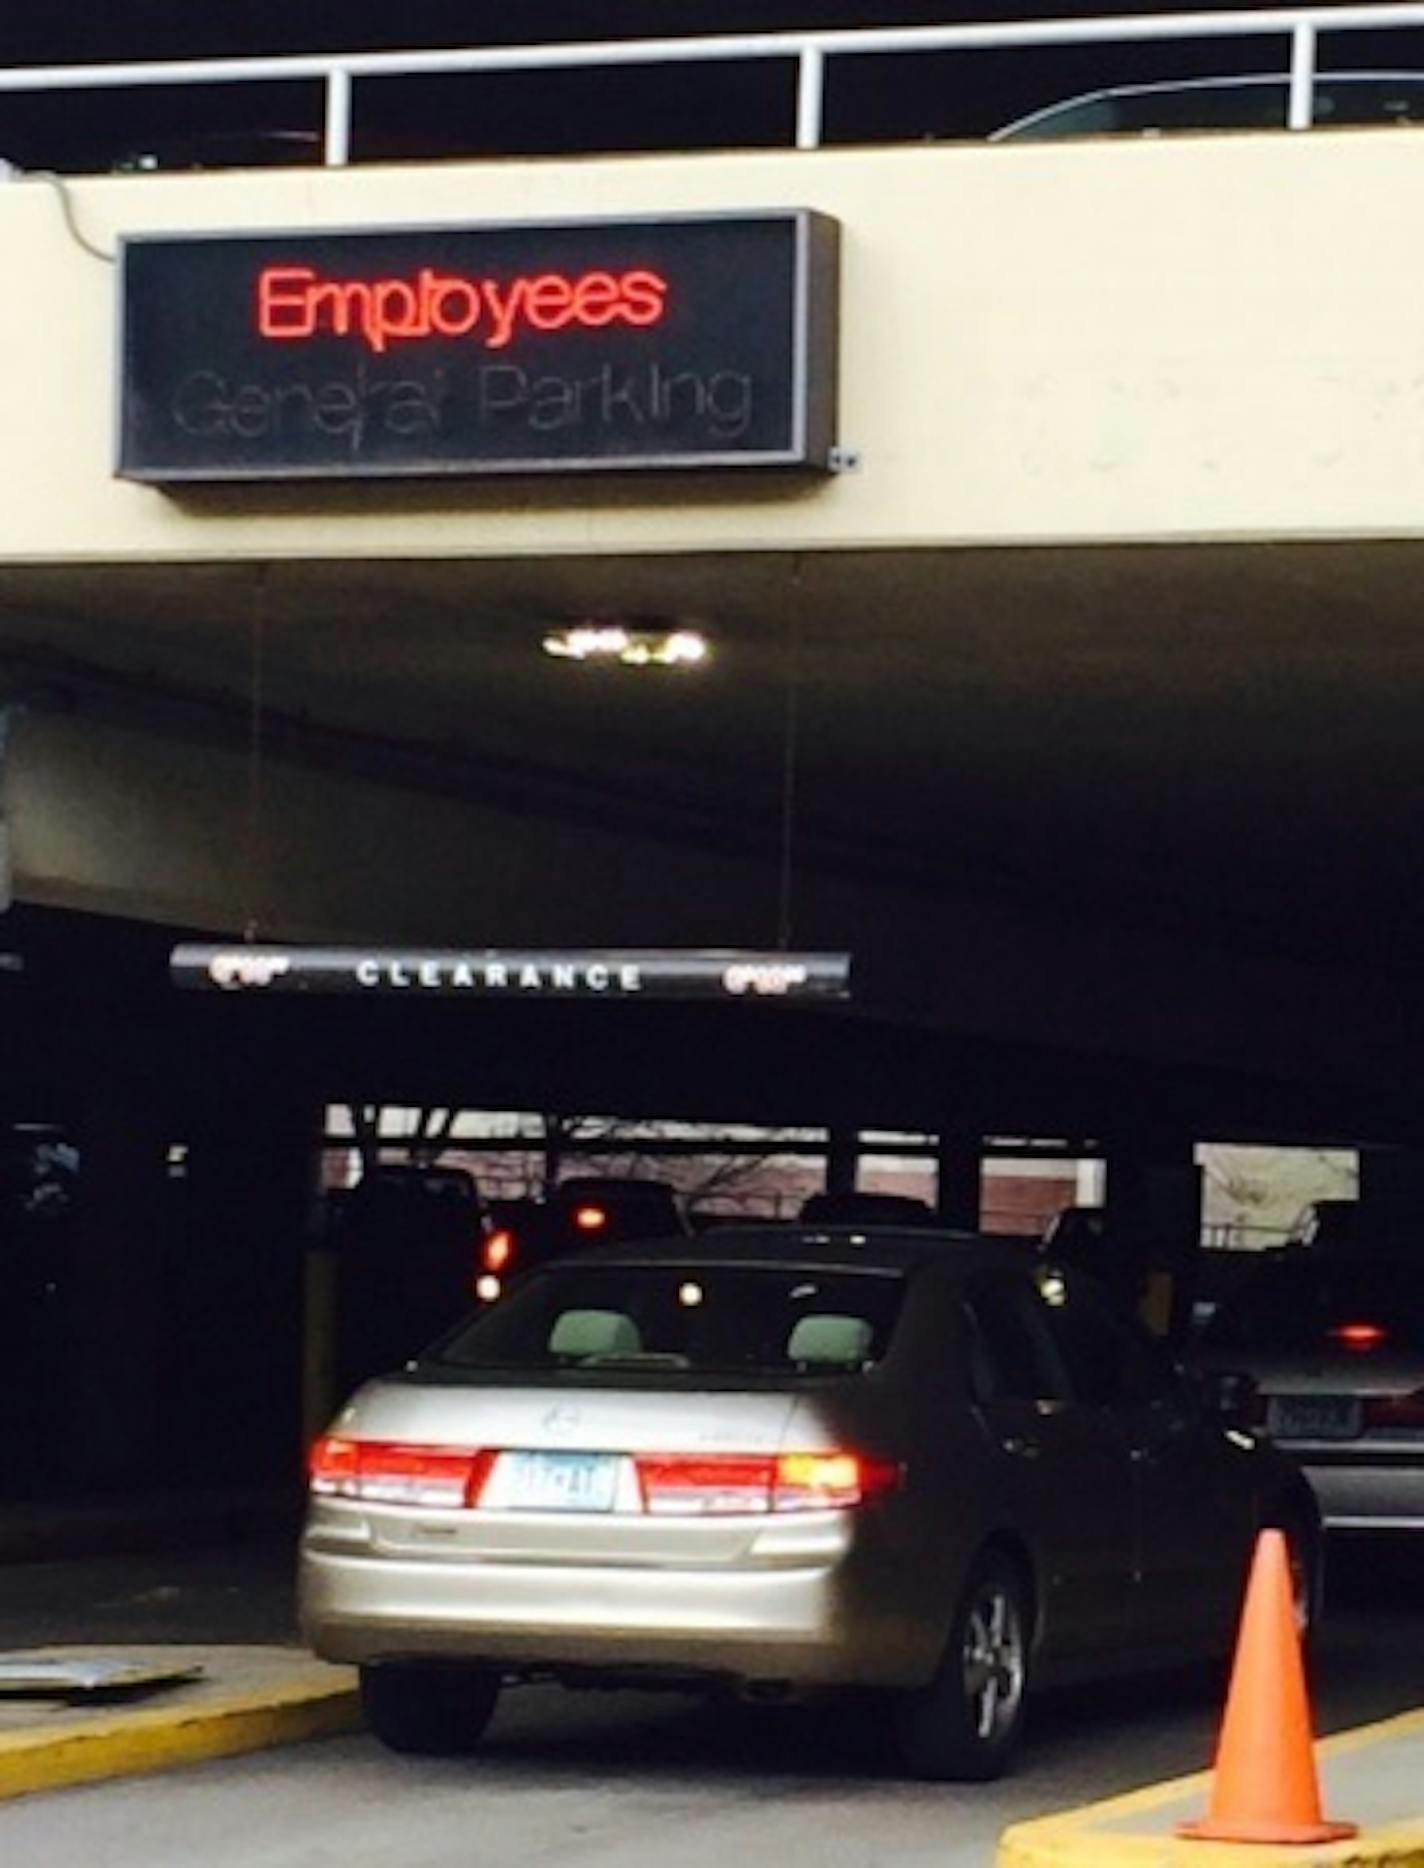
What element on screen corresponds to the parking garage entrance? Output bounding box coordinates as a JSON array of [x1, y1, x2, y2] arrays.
[[0, 897, 1409, 1518]]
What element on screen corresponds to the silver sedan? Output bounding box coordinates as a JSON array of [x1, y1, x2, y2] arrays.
[[1195, 1252, 1424, 1533], [301, 1228, 1317, 1779]]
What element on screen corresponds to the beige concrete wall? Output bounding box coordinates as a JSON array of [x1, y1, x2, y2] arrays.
[[2, 128, 1424, 565]]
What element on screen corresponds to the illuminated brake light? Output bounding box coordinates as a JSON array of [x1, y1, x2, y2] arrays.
[[308, 1437, 494, 1509], [634, 1451, 899, 1516], [637, 1456, 775, 1515], [1331, 1322, 1388, 1351], [574, 1205, 608, 1232], [482, 1229, 514, 1272], [775, 1451, 899, 1511]]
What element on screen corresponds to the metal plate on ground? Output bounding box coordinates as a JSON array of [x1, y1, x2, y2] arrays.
[[0, 1656, 204, 1698]]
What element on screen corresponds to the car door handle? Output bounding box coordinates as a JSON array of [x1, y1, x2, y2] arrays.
[[1001, 1436, 1042, 1460]]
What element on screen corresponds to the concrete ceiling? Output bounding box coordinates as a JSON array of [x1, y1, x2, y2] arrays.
[[1, 538, 1422, 980]]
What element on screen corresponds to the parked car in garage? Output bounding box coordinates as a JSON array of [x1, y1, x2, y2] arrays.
[[330, 1164, 494, 1394], [992, 72, 1424, 143], [1194, 1253, 1424, 1532], [478, 1176, 688, 1294], [799, 1189, 940, 1228], [303, 1226, 1317, 1779]]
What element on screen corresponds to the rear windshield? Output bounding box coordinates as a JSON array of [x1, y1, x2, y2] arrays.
[[1202, 1257, 1424, 1354], [430, 1263, 906, 1377]]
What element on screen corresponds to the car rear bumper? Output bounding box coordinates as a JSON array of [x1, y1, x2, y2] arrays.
[[1294, 1453, 1424, 1531], [300, 1506, 927, 1687]]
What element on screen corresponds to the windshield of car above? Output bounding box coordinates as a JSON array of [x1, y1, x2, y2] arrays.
[[999, 75, 1424, 144], [1200, 1256, 1424, 1355], [429, 1263, 907, 1377]]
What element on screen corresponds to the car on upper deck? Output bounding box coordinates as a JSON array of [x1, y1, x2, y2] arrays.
[[992, 72, 1424, 143], [302, 1225, 1317, 1780]]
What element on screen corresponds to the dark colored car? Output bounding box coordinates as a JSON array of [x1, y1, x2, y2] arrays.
[[992, 72, 1424, 143], [331, 1165, 493, 1390], [304, 1226, 1318, 1780], [799, 1191, 941, 1228], [1195, 1253, 1424, 1532], [479, 1176, 689, 1293], [1291, 1201, 1363, 1253]]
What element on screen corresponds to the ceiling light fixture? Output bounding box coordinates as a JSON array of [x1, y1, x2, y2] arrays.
[[542, 620, 710, 669]]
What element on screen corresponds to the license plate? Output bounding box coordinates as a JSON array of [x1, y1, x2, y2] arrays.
[[501, 1451, 620, 1512], [1268, 1395, 1362, 1441]]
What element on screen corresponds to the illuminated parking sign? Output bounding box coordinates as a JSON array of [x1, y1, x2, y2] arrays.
[[171, 947, 852, 1000], [119, 213, 840, 482]]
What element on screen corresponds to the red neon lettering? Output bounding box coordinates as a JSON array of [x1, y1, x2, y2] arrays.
[[620, 269, 668, 328], [311, 280, 372, 344], [523, 272, 576, 331], [257, 266, 320, 339], [254, 265, 669, 352], [481, 278, 526, 351], [370, 278, 423, 349], [423, 269, 481, 337], [570, 271, 621, 327]]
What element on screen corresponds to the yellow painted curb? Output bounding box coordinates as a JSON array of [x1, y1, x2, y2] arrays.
[[0, 1672, 361, 1803], [998, 1708, 1424, 1868]]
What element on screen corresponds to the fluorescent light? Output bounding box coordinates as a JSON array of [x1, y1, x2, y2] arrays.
[[542, 622, 711, 668]]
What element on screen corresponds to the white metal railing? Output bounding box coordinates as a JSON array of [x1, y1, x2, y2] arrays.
[[0, 5, 1423, 165]]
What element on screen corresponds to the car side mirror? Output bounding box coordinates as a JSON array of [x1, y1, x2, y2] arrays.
[[1196, 1368, 1260, 1429]]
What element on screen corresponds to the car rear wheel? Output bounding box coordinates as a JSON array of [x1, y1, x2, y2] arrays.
[[360, 1661, 502, 1756], [890, 1554, 1031, 1781]]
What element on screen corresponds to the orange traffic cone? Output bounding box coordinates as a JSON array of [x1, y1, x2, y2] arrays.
[[1179, 1529, 1356, 1844]]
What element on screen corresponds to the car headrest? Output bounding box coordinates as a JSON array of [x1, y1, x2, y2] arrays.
[[786, 1313, 874, 1367], [548, 1309, 642, 1359]]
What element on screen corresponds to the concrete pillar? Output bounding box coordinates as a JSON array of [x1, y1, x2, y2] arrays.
[[65, 1098, 172, 1486], [824, 1127, 859, 1196], [935, 1130, 982, 1231], [175, 1097, 319, 1488], [1355, 1148, 1424, 1255], [1102, 1137, 1202, 1341]]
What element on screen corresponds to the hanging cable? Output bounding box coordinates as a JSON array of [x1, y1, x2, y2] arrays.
[[0, 702, 23, 915], [242, 570, 269, 943], [776, 568, 804, 953], [26, 172, 116, 264]]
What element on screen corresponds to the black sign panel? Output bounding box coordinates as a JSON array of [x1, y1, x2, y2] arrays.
[[119, 213, 839, 482], [171, 946, 851, 1001]]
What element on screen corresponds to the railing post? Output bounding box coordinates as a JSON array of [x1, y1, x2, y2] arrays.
[[324, 65, 353, 166], [1288, 20, 1317, 130], [795, 45, 825, 150]]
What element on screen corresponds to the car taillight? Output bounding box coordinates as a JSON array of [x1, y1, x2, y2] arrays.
[[574, 1205, 608, 1233], [308, 1437, 495, 1509], [481, 1229, 515, 1273], [634, 1451, 899, 1516], [1330, 1321, 1389, 1351], [1363, 1388, 1424, 1429]]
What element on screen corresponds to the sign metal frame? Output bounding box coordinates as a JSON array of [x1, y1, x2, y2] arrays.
[[171, 945, 852, 1001], [117, 209, 840, 483]]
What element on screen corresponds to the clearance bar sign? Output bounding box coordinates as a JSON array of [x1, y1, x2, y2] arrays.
[[171, 947, 851, 1001], [118, 212, 840, 482]]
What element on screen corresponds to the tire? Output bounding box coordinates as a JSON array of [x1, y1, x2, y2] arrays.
[[890, 1553, 1032, 1782], [360, 1661, 502, 1756]]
